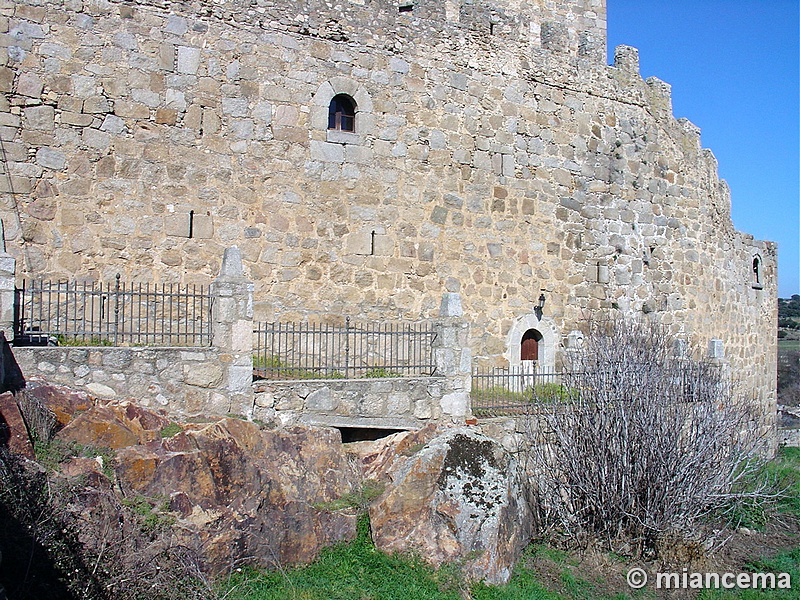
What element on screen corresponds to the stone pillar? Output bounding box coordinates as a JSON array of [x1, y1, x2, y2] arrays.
[[434, 293, 472, 421], [210, 247, 254, 417], [0, 223, 15, 341]]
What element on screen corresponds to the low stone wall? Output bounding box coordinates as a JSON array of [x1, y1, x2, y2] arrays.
[[14, 346, 243, 418], [253, 376, 462, 429]]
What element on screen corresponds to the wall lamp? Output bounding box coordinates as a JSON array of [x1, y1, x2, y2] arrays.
[[535, 293, 546, 319]]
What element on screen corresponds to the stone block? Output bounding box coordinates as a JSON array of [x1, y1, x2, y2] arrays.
[[83, 95, 111, 113], [192, 214, 213, 238], [24, 105, 54, 131], [61, 111, 94, 126], [306, 387, 337, 411], [82, 128, 111, 150], [0, 175, 32, 194], [439, 293, 463, 317], [226, 364, 253, 394], [310, 140, 344, 163], [0, 67, 13, 92], [440, 391, 469, 418], [184, 362, 224, 388], [222, 96, 248, 117], [99, 114, 125, 133], [164, 213, 190, 237], [86, 382, 117, 398], [176, 46, 201, 74], [0, 111, 17, 128], [35, 147, 66, 170], [155, 108, 177, 125], [16, 72, 43, 98], [114, 100, 150, 119], [344, 230, 371, 255]]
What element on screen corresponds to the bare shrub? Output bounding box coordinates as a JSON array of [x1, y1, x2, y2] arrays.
[[524, 319, 771, 557]]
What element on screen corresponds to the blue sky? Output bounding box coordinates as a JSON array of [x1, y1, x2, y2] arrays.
[[606, 0, 799, 297]]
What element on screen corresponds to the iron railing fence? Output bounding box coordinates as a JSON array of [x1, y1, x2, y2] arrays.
[[471, 365, 566, 416], [253, 318, 438, 379], [14, 275, 213, 347], [472, 362, 726, 417]]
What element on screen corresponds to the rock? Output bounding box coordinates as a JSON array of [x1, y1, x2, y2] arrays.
[[113, 417, 360, 573], [57, 402, 170, 449], [24, 380, 94, 426], [0, 392, 35, 458], [366, 427, 532, 584]]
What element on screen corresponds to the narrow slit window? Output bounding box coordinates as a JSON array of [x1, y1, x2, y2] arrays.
[[399, 4, 413, 12], [328, 94, 356, 132], [752, 255, 763, 289]]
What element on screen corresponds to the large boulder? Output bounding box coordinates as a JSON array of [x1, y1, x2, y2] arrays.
[[113, 418, 360, 573], [363, 427, 532, 585]]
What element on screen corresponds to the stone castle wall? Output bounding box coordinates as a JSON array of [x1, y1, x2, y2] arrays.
[[0, 0, 777, 431]]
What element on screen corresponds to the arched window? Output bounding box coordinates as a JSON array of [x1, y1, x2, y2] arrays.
[[328, 94, 356, 132], [752, 255, 763, 289], [521, 329, 543, 362]]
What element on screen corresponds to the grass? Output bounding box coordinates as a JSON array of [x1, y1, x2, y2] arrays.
[[253, 355, 409, 380], [219, 515, 465, 600], [698, 548, 800, 599], [471, 383, 578, 407], [56, 334, 114, 347], [779, 340, 800, 352], [121, 494, 176, 532], [34, 438, 116, 478]]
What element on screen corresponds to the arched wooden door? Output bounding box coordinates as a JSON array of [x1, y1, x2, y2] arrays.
[[521, 329, 543, 362]]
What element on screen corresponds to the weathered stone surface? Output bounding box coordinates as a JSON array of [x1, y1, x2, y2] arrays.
[[0, 391, 34, 458], [23, 380, 94, 426], [57, 403, 170, 449], [355, 427, 532, 584], [113, 417, 360, 573]]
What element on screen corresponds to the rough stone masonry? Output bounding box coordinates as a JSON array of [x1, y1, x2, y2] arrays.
[[0, 0, 777, 442]]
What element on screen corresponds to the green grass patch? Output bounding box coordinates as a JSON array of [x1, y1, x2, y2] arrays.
[[122, 494, 176, 532], [697, 547, 800, 599], [364, 367, 402, 378], [56, 334, 114, 347], [779, 340, 800, 352], [159, 422, 182, 438], [34, 439, 116, 478], [471, 383, 578, 406], [218, 515, 466, 600]]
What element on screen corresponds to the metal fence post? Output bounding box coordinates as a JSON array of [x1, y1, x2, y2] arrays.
[[113, 273, 121, 346]]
